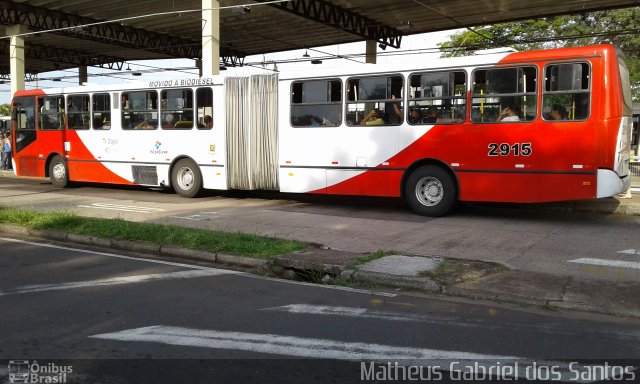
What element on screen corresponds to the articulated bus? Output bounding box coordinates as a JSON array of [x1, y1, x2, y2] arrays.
[[10, 44, 632, 216]]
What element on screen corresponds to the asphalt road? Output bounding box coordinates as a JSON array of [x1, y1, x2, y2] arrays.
[[1, 176, 640, 284], [1, 237, 639, 383]]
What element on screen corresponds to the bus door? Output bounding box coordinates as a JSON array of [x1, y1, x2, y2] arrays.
[[37, 95, 67, 171], [64, 94, 96, 182], [11, 96, 38, 176], [224, 74, 279, 190]]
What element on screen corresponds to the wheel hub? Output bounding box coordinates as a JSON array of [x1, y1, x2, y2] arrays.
[[53, 163, 65, 181], [415, 176, 443, 206], [178, 167, 194, 189]]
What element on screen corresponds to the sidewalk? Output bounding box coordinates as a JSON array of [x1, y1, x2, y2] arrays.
[[273, 247, 640, 318]]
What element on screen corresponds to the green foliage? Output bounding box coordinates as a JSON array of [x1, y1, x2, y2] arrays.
[[438, 7, 640, 100], [0, 206, 306, 258], [0, 103, 10, 116]]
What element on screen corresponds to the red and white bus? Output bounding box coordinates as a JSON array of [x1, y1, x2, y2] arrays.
[[9, 44, 632, 216]]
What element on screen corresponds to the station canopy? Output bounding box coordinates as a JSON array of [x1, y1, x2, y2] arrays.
[[1, 0, 639, 76]]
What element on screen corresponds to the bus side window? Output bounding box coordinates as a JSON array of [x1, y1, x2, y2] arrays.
[[345, 75, 403, 126], [67, 94, 90, 130], [408, 70, 466, 125], [542, 63, 590, 121], [471, 66, 537, 123], [290, 79, 342, 127], [38, 96, 65, 130], [161, 88, 193, 129], [122, 91, 158, 130], [196, 88, 213, 130], [92, 93, 111, 130]]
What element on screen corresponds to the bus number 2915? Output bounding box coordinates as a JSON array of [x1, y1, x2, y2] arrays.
[[487, 142, 532, 157]]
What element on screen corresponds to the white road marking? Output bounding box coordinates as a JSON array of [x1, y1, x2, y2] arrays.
[[568, 258, 640, 270], [261, 304, 443, 322], [243, 274, 397, 297], [169, 215, 207, 221], [170, 212, 222, 221], [77, 203, 165, 213], [90, 325, 611, 382], [90, 325, 515, 361], [0, 270, 228, 297], [617, 249, 640, 255]]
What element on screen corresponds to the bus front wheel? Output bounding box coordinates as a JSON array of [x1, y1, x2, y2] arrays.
[[49, 156, 69, 188], [171, 158, 203, 198], [404, 165, 456, 217]]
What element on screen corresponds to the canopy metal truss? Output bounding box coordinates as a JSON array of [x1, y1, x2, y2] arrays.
[[255, 0, 403, 49], [0, 0, 246, 75], [0, 39, 126, 72]]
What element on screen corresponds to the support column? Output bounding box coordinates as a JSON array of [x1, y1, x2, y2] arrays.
[[202, 0, 220, 77], [365, 40, 377, 64], [78, 66, 88, 85], [7, 24, 28, 97]]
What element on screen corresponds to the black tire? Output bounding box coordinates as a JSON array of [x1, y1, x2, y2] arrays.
[[49, 155, 69, 187], [171, 158, 203, 198], [404, 165, 456, 217]]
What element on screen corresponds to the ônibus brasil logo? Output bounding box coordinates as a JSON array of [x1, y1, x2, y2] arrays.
[[7, 360, 73, 383]]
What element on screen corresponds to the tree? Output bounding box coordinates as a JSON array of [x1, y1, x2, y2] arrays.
[[438, 7, 640, 100], [0, 103, 9, 116]]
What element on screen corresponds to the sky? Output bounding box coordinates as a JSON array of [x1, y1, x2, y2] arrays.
[[0, 29, 458, 105]]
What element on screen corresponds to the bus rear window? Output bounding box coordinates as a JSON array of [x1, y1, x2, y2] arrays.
[[618, 56, 633, 113]]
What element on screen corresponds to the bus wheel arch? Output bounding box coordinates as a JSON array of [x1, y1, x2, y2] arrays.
[[401, 160, 458, 217], [47, 154, 69, 188], [170, 157, 203, 198]]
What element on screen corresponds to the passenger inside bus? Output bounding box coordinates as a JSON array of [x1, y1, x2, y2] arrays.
[[548, 104, 568, 120], [497, 104, 520, 122], [360, 109, 385, 125], [423, 107, 437, 123], [163, 113, 175, 128], [203, 115, 213, 128], [136, 117, 155, 129]]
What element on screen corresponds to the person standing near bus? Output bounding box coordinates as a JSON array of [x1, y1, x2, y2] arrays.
[[3, 133, 12, 170], [0, 133, 5, 170]]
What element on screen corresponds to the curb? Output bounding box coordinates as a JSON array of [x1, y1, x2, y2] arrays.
[[446, 272, 640, 319], [351, 269, 441, 292], [0, 224, 269, 269]]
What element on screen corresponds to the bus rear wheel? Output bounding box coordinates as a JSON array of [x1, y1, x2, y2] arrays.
[[404, 165, 456, 217], [49, 156, 69, 187], [171, 158, 203, 198]]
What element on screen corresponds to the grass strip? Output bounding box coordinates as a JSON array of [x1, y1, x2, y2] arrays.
[[0, 206, 305, 258]]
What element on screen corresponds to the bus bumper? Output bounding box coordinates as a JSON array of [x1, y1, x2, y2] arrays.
[[596, 169, 631, 198]]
